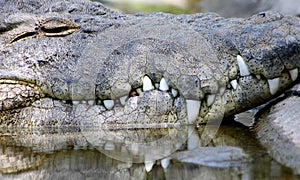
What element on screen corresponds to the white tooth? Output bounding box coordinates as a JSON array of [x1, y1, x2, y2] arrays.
[[230, 79, 238, 90], [72, 101, 80, 105], [219, 86, 226, 95], [145, 160, 155, 172], [289, 68, 298, 81], [62, 100, 66, 103], [161, 158, 170, 169], [268, 78, 280, 95], [119, 95, 128, 106], [159, 78, 169, 91], [171, 88, 178, 97], [143, 76, 154, 91], [256, 74, 261, 79], [136, 88, 143, 95], [88, 100, 95, 105], [186, 100, 201, 123], [206, 94, 216, 106], [103, 100, 114, 110], [237, 55, 250, 76], [155, 83, 159, 89]]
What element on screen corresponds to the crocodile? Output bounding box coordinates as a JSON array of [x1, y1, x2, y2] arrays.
[[0, 0, 299, 127], [1, 0, 300, 177]]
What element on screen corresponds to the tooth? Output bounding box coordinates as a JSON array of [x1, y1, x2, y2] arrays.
[[145, 160, 155, 172], [206, 94, 216, 106], [268, 78, 280, 95], [186, 100, 201, 123], [256, 75, 261, 79], [119, 95, 128, 106], [62, 100, 66, 103], [230, 79, 238, 90], [171, 88, 178, 97], [161, 158, 170, 169], [237, 55, 250, 76], [103, 100, 114, 110], [72, 101, 80, 105], [88, 100, 95, 105], [289, 68, 298, 81], [143, 76, 154, 91], [159, 78, 169, 91]]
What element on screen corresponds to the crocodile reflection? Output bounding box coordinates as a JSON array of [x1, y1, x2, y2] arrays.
[[82, 126, 188, 165], [0, 127, 188, 173], [1, 124, 296, 179]]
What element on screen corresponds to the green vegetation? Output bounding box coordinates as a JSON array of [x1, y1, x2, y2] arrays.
[[110, 2, 192, 14], [96, 0, 202, 14]]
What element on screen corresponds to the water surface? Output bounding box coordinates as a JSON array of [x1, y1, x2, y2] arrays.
[[0, 124, 298, 179]]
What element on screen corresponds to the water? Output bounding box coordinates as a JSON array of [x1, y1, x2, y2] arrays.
[[0, 124, 298, 179]]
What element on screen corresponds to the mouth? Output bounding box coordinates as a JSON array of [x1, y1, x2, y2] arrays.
[[72, 75, 189, 125], [0, 75, 190, 126], [74, 74, 224, 125], [1, 71, 215, 126], [0, 73, 226, 126]]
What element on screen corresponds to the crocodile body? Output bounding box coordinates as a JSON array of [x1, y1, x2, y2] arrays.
[[0, 0, 299, 127]]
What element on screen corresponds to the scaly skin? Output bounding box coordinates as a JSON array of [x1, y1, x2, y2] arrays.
[[0, 0, 299, 126]]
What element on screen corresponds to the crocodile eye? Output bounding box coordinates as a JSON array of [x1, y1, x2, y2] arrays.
[[39, 18, 80, 37], [40, 25, 70, 34]]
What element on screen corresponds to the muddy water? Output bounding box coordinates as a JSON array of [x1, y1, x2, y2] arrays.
[[0, 123, 298, 179]]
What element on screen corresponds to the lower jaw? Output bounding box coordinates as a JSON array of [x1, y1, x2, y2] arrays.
[[0, 96, 189, 127]]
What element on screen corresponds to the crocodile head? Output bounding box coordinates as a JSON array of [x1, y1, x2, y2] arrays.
[[0, 1, 299, 127]]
